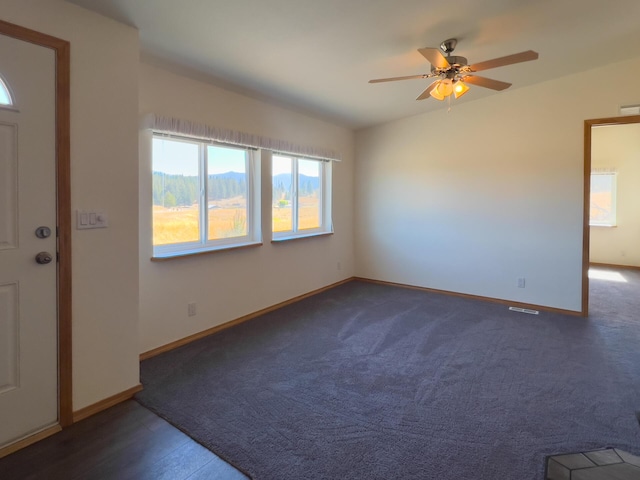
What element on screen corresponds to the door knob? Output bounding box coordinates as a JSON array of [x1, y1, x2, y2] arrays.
[[35, 252, 53, 264]]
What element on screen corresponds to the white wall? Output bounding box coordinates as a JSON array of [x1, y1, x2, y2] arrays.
[[1, 0, 140, 409], [590, 123, 640, 266], [355, 57, 640, 312], [139, 63, 355, 353]]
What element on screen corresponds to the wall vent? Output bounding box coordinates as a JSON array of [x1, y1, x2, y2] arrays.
[[620, 105, 640, 116], [508, 306, 539, 315]]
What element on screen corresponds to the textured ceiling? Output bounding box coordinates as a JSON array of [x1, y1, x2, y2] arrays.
[[68, 0, 640, 129]]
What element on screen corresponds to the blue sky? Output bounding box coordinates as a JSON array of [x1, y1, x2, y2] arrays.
[[273, 154, 320, 177], [153, 138, 246, 176], [153, 137, 320, 178]]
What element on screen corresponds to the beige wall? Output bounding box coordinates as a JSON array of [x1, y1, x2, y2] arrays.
[[590, 123, 640, 266], [1, 0, 140, 409], [138, 63, 355, 353], [355, 57, 640, 312]]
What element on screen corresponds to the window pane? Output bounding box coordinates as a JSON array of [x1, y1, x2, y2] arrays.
[[152, 138, 200, 246], [590, 173, 616, 225], [0, 77, 12, 106], [272, 155, 293, 232], [298, 159, 321, 230], [207, 145, 248, 240]]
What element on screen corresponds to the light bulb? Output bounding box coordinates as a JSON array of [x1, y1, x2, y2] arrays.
[[453, 80, 470, 99]]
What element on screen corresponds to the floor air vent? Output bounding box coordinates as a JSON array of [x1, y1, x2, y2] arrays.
[[509, 306, 539, 315]]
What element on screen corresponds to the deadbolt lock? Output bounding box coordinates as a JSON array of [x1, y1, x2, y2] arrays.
[[35, 226, 52, 239]]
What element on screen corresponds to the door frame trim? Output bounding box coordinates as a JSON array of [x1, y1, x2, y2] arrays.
[[582, 114, 640, 316], [0, 20, 72, 427]]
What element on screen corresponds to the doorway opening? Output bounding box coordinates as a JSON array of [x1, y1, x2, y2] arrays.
[[583, 114, 640, 315]]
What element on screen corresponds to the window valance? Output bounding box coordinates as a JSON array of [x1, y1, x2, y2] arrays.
[[141, 114, 342, 162]]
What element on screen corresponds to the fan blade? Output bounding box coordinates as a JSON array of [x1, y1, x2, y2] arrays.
[[416, 80, 440, 100], [469, 50, 538, 72], [369, 74, 432, 83], [418, 48, 450, 69], [464, 75, 512, 91]]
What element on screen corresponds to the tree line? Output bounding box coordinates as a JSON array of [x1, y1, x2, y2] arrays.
[[152, 172, 247, 208], [272, 173, 319, 204], [152, 171, 319, 208]]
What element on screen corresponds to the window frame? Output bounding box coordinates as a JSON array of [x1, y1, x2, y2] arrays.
[[151, 134, 261, 259], [271, 154, 332, 242], [589, 171, 617, 227]]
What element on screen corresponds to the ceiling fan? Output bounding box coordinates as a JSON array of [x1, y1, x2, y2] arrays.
[[369, 39, 538, 101]]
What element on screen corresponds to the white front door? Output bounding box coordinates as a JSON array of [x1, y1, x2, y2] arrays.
[[0, 31, 58, 448]]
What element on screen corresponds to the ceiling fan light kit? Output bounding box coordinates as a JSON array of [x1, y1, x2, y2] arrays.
[[369, 38, 538, 104]]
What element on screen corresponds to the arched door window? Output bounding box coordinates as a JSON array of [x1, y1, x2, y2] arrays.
[[0, 75, 14, 107]]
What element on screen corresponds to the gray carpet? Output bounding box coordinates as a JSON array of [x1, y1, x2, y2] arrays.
[[137, 270, 640, 479]]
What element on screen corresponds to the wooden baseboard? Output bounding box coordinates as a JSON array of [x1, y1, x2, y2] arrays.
[[590, 262, 640, 271], [140, 278, 354, 360], [0, 424, 62, 459], [354, 277, 582, 316], [72, 384, 143, 423]]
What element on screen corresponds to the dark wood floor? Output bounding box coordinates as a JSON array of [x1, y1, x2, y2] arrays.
[[0, 400, 248, 480]]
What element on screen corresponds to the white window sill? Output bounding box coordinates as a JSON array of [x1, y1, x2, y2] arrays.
[[589, 224, 617, 228], [151, 241, 262, 261], [271, 231, 333, 243]]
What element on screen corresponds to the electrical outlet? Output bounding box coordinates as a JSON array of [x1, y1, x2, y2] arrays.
[[337, 261, 342, 271], [188, 302, 196, 316], [517, 277, 526, 288]]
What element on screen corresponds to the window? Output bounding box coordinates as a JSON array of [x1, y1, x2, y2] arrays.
[[0, 75, 14, 107], [590, 171, 617, 227], [272, 154, 332, 240], [152, 135, 260, 257]]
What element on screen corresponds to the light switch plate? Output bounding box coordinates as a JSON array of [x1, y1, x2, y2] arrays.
[[76, 209, 108, 229]]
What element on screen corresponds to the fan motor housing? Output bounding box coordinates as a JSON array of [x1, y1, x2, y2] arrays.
[[430, 55, 468, 75], [445, 56, 467, 67]]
